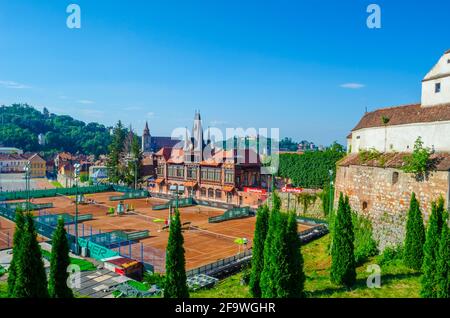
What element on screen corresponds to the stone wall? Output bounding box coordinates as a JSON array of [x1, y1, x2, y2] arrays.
[[279, 190, 325, 218], [334, 165, 450, 250]]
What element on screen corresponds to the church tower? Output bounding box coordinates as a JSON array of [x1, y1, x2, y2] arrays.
[[142, 121, 152, 153], [192, 111, 204, 162]]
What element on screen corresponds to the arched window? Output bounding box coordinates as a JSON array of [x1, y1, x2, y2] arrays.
[[208, 188, 214, 198], [362, 201, 368, 211], [215, 189, 222, 199], [200, 187, 207, 197]]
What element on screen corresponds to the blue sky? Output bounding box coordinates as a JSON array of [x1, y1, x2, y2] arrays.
[[0, 0, 449, 146]]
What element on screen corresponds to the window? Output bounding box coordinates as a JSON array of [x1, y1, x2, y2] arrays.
[[224, 170, 234, 184], [362, 201, 368, 211], [435, 83, 441, 93], [392, 172, 399, 185]]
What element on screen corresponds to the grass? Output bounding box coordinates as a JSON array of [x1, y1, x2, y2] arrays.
[[51, 181, 63, 188], [127, 280, 150, 291], [0, 282, 7, 298], [41, 249, 97, 272], [191, 235, 421, 298]]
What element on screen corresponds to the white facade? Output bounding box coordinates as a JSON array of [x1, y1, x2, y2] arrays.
[[422, 50, 450, 107], [349, 50, 450, 154], [350, 120, 450, 153]]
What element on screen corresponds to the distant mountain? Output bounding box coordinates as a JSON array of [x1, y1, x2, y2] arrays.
[[0, 104, 112, 157]]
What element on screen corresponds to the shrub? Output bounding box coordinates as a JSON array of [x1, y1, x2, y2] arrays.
[[376, 246, 404, 266], [352, 212, 378, 265]]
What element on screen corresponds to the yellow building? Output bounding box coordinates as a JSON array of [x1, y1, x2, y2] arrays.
[[27, 153, 46, 178]]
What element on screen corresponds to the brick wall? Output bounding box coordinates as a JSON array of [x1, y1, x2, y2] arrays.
[[334, 165, 449, 250]]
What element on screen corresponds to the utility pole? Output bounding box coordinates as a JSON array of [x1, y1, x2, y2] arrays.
[[24, 161, 31, 213], [328, 169, 334, 215], [74, 163, 81, 255]]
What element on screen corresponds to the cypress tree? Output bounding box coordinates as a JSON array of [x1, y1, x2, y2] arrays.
[[260, 194, 282, 298], [7, 209, 26, 297], [403, 192, 426, 270], [164, 209, 189, 298], [330, 193, 356, 288], [436, 211, 449, 298], [249, 205, 270, 297], [285, 212, 305, 298], [13, 213, 49, 298], [48, 218, 73, 298], [421, 197, 444, 298], [270, 213, 290, 298]]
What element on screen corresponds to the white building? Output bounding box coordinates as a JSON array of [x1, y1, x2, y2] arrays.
[[0, 147, 23, 155], [348, 49, 450, 153]]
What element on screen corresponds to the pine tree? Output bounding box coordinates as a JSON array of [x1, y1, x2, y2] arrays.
[[164, 209, 189, 298], [48, 218, 73, 298], [13, 213, 49, 298], [403, 192, 426, 270], [249, 205, 270, 297], [436, 211, 449, 298], [285, 212, 305, 298], [421, 197, 444, 298], [330, 193, 356, 288], [7, 209, 26, 297]]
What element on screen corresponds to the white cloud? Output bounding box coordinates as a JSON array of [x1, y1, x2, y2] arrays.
[[77, 99, 95, 104], [0, 80, 31, 89], [147, 112, 155, 118], [340, 83, 366, 89]]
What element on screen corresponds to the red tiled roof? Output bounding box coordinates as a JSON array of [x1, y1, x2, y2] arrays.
[[338, 152, 450, 171], [155, 147, 172, 161], [352, 103, 450, 131]]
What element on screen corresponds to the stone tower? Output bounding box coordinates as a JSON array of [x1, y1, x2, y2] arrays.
[[142, 121, 152, 153]]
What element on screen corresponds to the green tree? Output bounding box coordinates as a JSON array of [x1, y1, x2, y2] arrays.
[[402, 137, 431, 180], [13, 213, 49, 298], [164, 209, 189, 298], [285, 212, 305, 297], [107, 120, 126, 183], [48, 218, 73, 298], [403, 193, 426, 270], [125, 135, 143, 187], [249, 205, 270, 297], [260, 195, 281, 298], [7, 209, 26, 297], [421, 197, 444, 298], [330, 193, 356, 288], [436, 211, 449, 298]]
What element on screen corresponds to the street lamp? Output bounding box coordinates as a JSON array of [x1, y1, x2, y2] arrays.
[[24, 161, 31, 213], [73, 163, 81, 255], [328, 169, 334, 216]]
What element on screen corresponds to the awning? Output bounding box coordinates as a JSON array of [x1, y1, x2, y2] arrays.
[[184, 181, 198, 188], [155, 178, 165, 184], [223, 185, 235, 192]]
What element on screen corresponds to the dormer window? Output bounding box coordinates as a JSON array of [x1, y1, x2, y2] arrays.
[[435, 83, 441, 93]]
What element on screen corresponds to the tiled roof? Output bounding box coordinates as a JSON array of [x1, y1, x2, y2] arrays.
[[338, 152, 450, 171], [351, 103, 450, 131]]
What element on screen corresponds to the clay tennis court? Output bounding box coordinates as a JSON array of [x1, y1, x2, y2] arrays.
[[5, 192, 313, 271]]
